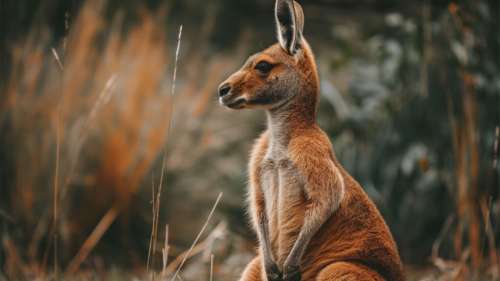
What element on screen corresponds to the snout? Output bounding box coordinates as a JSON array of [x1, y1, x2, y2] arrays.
[[217, 81, 247, 109]]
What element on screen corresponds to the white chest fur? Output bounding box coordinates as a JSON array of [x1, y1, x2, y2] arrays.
[[260, 149, 305, 226]]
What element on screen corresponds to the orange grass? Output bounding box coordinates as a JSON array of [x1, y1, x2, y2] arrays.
[[0, 0, 245, 278], [2, 0, 173, 277]]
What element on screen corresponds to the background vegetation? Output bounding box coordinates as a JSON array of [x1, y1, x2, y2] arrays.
[[0, 0, 499, 280]]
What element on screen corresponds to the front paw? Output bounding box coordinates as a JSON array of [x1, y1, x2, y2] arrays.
[[265, 262, 282, 281], [282, 264, 301, 281]]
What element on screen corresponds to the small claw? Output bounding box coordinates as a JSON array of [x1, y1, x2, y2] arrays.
[[283, 264, 301, 281], [267, 272, 282, 281], [266, 262, 283, 281]]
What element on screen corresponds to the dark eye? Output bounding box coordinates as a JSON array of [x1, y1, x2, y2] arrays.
[[254, 61, 274, 74]]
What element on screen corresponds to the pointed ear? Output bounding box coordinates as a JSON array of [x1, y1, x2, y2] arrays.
[[275, 0, 304, 55]]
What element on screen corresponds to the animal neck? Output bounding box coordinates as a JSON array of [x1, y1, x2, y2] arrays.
[[266, 41, 320, 154], [266, 91, 317, 152]]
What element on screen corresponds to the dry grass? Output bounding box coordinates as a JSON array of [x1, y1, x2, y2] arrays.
[[0, 0, 244, 278], [147, 24, 183, 276], [430, 5, 500, 280], [3, 0, 172, 273], [169, 192, 222, 281]]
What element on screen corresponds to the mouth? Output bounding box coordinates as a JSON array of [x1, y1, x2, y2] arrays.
[[219, 96, 247, 109]]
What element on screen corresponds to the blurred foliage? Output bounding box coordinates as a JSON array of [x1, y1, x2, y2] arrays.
[[0, 0, 499, 280], [330, 1, 500, 266]]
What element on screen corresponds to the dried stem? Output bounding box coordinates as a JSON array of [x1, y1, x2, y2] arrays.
[[169, 192, 223, 281], [51, 48, 64, 72], [53, 105, 61, 280], [65, 205, 120, 275], [210, 254, 214, 281], [51, 46, 64, 281], [148, 24, 183, 274], [161, 224, 170, 278], [147, 178, 157, 272]]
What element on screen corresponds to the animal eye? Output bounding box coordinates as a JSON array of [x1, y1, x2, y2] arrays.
[[254, 61, 274, 74]]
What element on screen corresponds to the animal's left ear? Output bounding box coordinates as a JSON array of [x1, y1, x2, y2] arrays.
[[275, 0, 304, 55]]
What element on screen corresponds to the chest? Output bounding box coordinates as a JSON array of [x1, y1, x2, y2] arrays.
[[259, 150, 305, 213], [259, 149, 306, 246]]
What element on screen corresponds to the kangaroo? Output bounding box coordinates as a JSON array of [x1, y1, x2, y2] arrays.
[[217, 1, 404, 280]]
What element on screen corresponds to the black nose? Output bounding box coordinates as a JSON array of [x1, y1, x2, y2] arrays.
[[218, 83, 231, 97]]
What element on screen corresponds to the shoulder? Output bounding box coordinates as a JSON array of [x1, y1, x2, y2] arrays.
[[288, 126, 344, 190], [288, 126, 333, 162]]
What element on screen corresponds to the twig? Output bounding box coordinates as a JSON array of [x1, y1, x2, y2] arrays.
[[53, 102, 61, 280], [51, 48, 64, 72], [51, 46, 63, 281], [161, 225, 170, 278], [162, 221, 224, 277], [147, 176, 157, 272], [210, 254, 214, 281], [431, 215, 455, 270], [171, 25, 183, 97], [62, 74, 117, 199], [148, 24, 183, 273], [151, 162, 163, 275], [65, 205, 120, 275], [164, 238, 208, 274], [169, 192, 223, 281]]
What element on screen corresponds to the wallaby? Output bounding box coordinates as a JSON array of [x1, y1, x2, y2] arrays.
[[217, 1, 404, 280]]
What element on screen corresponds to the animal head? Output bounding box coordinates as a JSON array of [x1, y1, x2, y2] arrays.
[[218, 0, 319, 111]]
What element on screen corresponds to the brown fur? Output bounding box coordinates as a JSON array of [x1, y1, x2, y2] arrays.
[[218, 1, 404, 280]]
